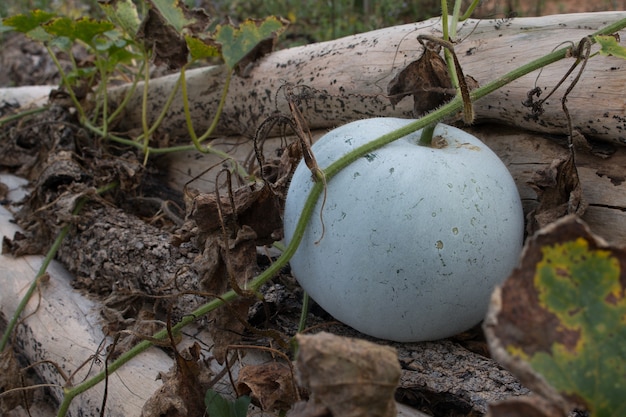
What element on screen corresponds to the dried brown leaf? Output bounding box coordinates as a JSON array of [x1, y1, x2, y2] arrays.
[[526, 154, 586, 235], [141, 343, 211, 417], [387, 44, 453, 116], [236, 362, 298, 411], [295, 332, 400, 417], [137, 8, 187, 69], [0, 348, 25, 413], [199, 225, 257, 363], [190, 182, 282, 245], [137, 3, 210, 69]]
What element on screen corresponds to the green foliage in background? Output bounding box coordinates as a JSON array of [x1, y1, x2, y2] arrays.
[[0, 0, 442, 43], [215, 0, 440, 44]]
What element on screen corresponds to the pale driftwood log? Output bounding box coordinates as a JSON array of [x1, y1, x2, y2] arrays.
[[466, 124, 626, 245], [0, 174, 172, 417], [2, 13, 625, 142], [161, 122, 626, 246], [0, 85, 54, 110], [107, 12, 626, 143]]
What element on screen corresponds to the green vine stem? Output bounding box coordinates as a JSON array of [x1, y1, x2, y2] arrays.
[[96, 57, 110, 136], [459, 0, 481, 21], [0, 106, 48, 127], [0, 182, 119, 353], [180, 67, 249, 178], [141, 61, 152, 163], [45, 45, 87, 122], [105, 57, 146, 126], [419, 123, 437, 146]]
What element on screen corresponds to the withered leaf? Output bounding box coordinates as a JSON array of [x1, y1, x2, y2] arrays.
[[484, 215, 626, 417], [387, 44, 454, 116], [236, 361, 298, 411], [526, 153, 586, 235], [295, 332, 400, 417], [189, 182, 282, 245], [0, 348, 25, 413], [137, 3, 210, 69], [199, 225, 257, 364], [137, 8, 188, 69], [0, 181, 7, 200], [141, 343, 211, 417]]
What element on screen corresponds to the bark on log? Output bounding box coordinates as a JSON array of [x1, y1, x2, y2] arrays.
[[107, 12, 626, 143], [0, 177, 172, 417]]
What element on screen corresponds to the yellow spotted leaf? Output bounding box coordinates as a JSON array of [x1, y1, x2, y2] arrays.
[[486, 216, 626, 417], [595, 35, 626, 60]]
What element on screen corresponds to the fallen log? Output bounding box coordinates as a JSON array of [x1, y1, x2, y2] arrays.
[[3, 13, 624, 142], [107, 12, 626, 143], [161, 122, 626, 246], [0, 174, 172, 417]]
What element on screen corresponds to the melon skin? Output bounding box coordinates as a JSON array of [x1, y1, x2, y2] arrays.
[[283, 118, 524, 342]]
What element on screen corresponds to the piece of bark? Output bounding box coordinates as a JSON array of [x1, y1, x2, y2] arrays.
[[396, 339, 529, 416], [56, 202, 206, 319]]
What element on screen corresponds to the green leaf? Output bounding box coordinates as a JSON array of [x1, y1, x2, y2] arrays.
[[595, 35, 626, 60], [528, 236, 626, 416], [99, 0, 141, 37], [204, 389, 250, 417], [149, 0, 197, 33], [2, 10, 56, 41], [215, 16, 288, 70], [44, 17, 115, 47], [2, 10, 56, 33], [185, 35, 220, 61]]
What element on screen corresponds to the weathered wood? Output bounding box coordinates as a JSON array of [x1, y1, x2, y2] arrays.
[[467, 124, 626, 245], [3, 13, 625, 142], [0, 175, 172, 417], [161, 123, 626, 246], [107, 12, 626, 143]]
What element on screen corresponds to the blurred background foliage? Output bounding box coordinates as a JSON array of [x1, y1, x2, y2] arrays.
[[1, 0, 624, 45]]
